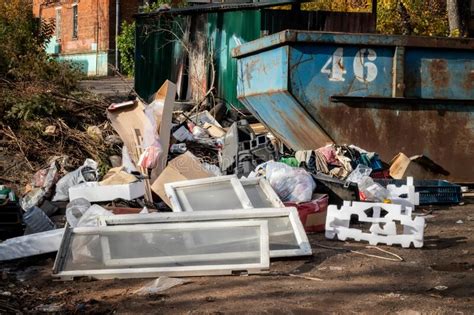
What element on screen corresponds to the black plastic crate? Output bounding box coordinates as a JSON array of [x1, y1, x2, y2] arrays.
[[374, 179, 462, 205], [0, 200, 24, 239]]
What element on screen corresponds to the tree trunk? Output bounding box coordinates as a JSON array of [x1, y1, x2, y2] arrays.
[[447, 0, 469, 36]]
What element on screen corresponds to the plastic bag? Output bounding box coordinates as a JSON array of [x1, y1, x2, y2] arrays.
[[138, 145, 161, 169], [22, 206, 56, 233], [21, 161, 60, 211], [346, 164, 372, 184], [122, 146, 137, 173], [133, 277, 188, 295], [77, 204, 113, 227], [346, 165, 389, 202], [65, 198, 91, 227], [264, 162, 315, 203], [52, 159, 98, 201], [20, 188, 46, 211], [71, 205, 114, 262], [31, 161, 59, 189]]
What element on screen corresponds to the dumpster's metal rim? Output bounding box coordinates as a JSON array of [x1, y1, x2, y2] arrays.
[[232, 30, 474, 58]]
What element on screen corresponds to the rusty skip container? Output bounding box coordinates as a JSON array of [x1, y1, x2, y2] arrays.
[[233, 30, 474, 182]]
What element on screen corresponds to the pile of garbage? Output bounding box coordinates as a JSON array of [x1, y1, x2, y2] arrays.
[[0, 80, 464, 281]]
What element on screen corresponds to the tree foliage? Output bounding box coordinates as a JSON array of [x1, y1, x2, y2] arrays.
[[0, 0, 81, 122], [377, 0, 449, 36], [302, 0, 450, 36], [117, 20, 136, 77]]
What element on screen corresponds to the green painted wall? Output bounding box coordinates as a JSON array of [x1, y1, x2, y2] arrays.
[[208, 11, 261, 109], [57, 52, 109, 76], [135, 11, 262, 107]]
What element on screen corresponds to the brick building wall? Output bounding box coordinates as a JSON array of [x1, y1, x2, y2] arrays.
[[32, 0, 142, 76]]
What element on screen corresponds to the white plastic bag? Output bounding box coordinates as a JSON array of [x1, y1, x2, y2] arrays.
[[65, 198, 91, 227], [52, 159, 98, 201], [71, 205, 114, 262], [264, 162, 315, 203], [133, 277, 188, 295], [122, 146, 138, 173], [76, 204, 113, 227]]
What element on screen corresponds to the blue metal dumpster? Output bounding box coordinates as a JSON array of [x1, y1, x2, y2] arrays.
[[233, 30, 474, 182]]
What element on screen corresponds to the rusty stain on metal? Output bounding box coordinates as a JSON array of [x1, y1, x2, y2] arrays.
[[317, 100, 474, 182], [463, 70, 474, 91], [429, 59, 450, 92]]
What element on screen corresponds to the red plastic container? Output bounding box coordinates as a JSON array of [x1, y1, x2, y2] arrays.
[[284, 194, 329, 233]]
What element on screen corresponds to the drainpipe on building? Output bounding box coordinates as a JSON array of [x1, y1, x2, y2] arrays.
[[96, 0, 100, 76], [115, 0, 120, 73]]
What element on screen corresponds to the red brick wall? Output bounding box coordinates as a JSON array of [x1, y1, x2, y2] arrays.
[[32, 0, 141, 56]]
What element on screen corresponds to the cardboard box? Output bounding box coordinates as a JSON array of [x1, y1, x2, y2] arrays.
[[151, 152, 215, 207], [69, 181, 145, 202], [389, 153, 449, 180]]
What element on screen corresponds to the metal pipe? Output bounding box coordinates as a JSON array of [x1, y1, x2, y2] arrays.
[[96, 0, 99, 76], [115, 0, 120, 71]]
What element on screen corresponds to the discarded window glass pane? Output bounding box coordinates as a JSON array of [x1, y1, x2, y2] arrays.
[[266, 217, 299, 250], [240, 178, 284, 208], [244, 184, 274, 208], [99, 208, 311, 258], [53, 221, 269, 280]]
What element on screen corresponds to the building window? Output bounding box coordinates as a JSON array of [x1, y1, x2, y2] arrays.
[[55, 8, 61, 39], [72, 4, 78, 39]]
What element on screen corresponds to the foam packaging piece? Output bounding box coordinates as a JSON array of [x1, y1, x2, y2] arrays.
[[69, 181, 145, 202], [325, 201, 425, 248], [386, 177, 420, 208]]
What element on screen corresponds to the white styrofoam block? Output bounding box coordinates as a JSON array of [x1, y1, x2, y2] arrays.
[[387, 177, 420, 208], [69, 181, 145, 202], [325, 201, 425, 248]]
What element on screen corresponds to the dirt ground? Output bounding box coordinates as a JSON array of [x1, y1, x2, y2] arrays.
[[1, 200, 473, 314]]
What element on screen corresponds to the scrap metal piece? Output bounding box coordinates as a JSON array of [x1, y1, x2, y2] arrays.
[[325, 201, 425, 248]]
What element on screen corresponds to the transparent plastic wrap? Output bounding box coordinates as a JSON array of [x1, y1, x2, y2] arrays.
[[264, 162, 315, 203], [71, 205, 114, 262], [346, 165, 389, 202], [346, 164, 372, 183], [20, 161, 60, 211], [23, 206, 56, 233], [65, 198, 91, 227]]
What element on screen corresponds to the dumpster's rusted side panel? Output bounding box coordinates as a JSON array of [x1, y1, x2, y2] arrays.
[[235, 30, 474, 182]]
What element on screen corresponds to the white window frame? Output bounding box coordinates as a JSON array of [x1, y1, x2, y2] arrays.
[[98, 207, 312, 258], [55, 7, 62, 39], [53, 220, 269, 281], [165, 175, 253, 212], [72, 2, 78, 39], [165, 175, 284, 211]]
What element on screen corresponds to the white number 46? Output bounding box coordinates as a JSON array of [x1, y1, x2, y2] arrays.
[[321, 48, 378, 83]]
